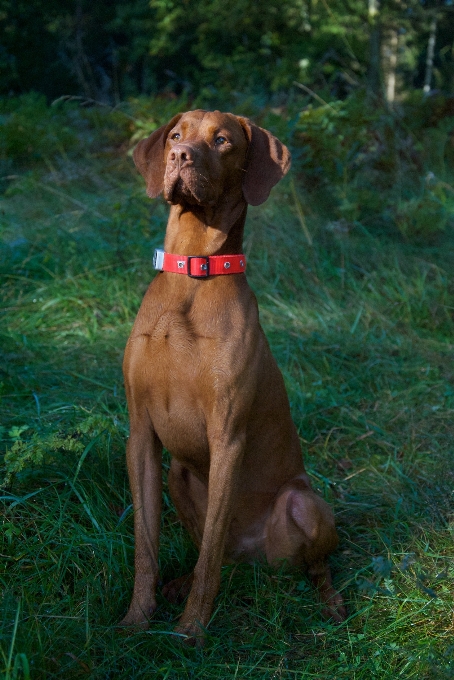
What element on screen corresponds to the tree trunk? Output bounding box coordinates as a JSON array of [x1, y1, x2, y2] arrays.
[[367, 0, 382, 100], [423, 17, 437, 94], [383, 28, 398, 105]]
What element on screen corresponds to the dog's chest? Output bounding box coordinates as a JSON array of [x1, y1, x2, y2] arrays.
[[127, 283, 260, 467], [130, 309, 223, 466], [148, 309, 196, 355]]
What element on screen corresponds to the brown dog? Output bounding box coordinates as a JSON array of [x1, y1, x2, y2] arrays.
[[121, 110, 346, 643]]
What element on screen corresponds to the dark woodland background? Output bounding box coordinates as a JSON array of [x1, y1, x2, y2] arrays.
[[1, 0, 453, 103]]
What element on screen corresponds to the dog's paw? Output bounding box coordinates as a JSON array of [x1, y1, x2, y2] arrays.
[[174, 621, 205, 647], [118, 600, 156, 630], [321, 591, 347, 624]]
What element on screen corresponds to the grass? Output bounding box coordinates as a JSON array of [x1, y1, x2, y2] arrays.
[[1, 101, 454, 679]]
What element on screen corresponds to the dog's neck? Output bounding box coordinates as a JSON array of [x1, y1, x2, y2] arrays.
[[163, 196, 248, 256]]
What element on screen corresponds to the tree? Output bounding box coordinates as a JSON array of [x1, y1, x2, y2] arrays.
[[0, 0, 452, 101]]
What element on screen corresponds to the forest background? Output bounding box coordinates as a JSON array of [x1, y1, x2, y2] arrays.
[[1, 0, 454, 678]]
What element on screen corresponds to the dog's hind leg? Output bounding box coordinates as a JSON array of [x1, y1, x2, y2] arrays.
[[265, 478, 346, 622]]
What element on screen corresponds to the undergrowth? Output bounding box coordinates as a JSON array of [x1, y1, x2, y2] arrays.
[[0, 95, 453, 679]]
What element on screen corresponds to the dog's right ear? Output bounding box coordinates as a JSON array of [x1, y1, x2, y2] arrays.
[[133, 113, 183, 198]]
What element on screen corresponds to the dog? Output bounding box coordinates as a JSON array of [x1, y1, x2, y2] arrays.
[[120, 109, 346, 644]]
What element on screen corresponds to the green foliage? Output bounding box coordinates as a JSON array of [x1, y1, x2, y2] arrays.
[[1, 0, 453, 102], [0, 93, 132, 169], [396, 189, 449, 239], [148, 0, 314, 93], [0, 93, 77, 165], [1, 412, 125, 488], [293, 92, 454, 239]]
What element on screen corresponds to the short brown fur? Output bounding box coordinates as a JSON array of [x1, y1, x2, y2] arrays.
[[121, 110, 346, 644]]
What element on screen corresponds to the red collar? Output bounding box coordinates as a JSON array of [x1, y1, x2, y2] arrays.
[[153, 249, 246, 278]]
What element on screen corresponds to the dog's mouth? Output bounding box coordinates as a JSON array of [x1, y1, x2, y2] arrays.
[[165, 176, 199, 206], [164, 167, 215, 207]]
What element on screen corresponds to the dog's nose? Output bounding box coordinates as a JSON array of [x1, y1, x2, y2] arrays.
[[169, 144, 194, 168]]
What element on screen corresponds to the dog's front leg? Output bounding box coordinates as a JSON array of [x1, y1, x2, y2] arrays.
[[175, 433, 245, 645], [120, 414, 163, 628]]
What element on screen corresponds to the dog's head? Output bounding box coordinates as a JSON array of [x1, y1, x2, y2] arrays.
[[133, 110, 291, 207]]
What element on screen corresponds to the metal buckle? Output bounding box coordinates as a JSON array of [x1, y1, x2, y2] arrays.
[[187, 256, 210, 278], [153, 248, 165, 271]]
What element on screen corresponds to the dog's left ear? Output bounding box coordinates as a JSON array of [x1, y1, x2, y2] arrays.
[[238, 118, 291, 206], [133, 113, 183, 198]]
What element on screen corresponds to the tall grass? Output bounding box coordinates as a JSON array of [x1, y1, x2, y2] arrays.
[[1, 97, 453, 679]]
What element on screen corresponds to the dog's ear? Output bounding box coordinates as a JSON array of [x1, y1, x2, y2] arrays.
[[133, 113, 183, 198], [238, 118, 291, 206]]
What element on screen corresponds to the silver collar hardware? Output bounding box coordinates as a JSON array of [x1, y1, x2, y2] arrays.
[[153, 248, 165, 270]]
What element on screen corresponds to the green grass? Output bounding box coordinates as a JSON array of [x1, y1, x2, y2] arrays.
[[1, 104, 454, 679]]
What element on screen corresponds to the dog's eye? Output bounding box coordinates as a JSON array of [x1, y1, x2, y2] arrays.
[[170, 132, 181, 141], [215, 136, 228, 146]]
